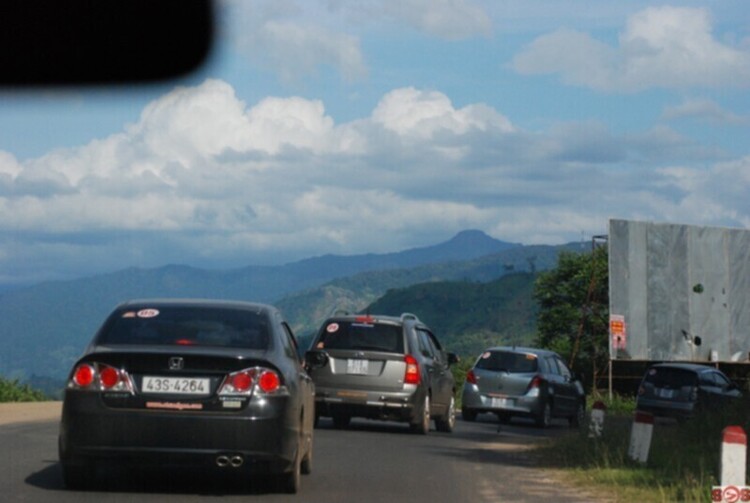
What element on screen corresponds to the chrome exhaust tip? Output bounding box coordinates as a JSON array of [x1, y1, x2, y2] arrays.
[[216, 455, 230, 468], [230, 455, 244, 468]]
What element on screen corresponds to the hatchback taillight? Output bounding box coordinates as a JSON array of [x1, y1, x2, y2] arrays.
[[465, 370, 477, 385], [526, 375, 543, 397], [404, 355, 420, 385], [219, 367, 285, 396]]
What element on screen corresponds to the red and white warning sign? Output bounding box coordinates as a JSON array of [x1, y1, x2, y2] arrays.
[[610, 314, 627, 350]]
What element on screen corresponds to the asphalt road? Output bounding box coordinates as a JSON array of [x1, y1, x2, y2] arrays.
[[0, 414, 606, 502]]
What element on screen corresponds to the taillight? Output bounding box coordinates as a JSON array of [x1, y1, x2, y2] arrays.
[[68, 362, 133, 392], [73, 364, 95, 388], [526, 375, 543, 397], [99, 366, 120, 389], [230, 372, 253, 392], [465, 370, 477, 385], [404, 355, 420, 385], [219, 367, 285, 396], [258, 370, 281, 393]]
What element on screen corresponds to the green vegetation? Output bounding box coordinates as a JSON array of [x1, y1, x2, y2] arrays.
[[534, 246, 608, 388], [536, 397, 750, 502], [0, 376, 48, 402], [367, 272, 538, 357]]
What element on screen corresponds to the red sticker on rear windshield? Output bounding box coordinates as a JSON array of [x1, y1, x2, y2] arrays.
[[137, 309, 160, 318], [326, 323, 339, 333]]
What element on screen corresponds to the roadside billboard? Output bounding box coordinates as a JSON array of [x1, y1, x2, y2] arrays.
[[609, 219, 750, 362]]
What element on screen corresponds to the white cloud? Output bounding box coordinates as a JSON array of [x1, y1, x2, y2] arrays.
[[227, 1, 367, 83], [372, 87, 513, 138], [513, 6, 750, 92], [1, 78, 749, 285], [379, 0, 492, 40], [661, 99, 748, 125]]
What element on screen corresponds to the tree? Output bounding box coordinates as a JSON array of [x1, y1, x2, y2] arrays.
[[533, 246, 608, 389]]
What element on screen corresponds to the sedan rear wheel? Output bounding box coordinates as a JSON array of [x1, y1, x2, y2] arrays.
[[280, 445, 301, 494], [61, 463, 92, 490], [435, 396, 455, 433]]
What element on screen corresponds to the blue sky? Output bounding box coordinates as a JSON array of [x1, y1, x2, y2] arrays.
[[1, 0, 749, 286]]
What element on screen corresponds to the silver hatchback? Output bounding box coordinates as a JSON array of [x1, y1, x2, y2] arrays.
[[461, 346, 585, 428], [305, 313, 458, 434]]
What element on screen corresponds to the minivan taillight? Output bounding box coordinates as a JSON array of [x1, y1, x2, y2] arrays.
[[404, 355, 420, 385], [465, 370, 477, 385]]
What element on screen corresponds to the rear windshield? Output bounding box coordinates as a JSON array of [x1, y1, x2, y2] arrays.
[[96, 306, 271, 350], [315, 321, 404, 354], [643, 367, 698, 387], [475, 351, 538, 373]]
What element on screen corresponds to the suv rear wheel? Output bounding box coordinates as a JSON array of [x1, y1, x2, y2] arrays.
[[435, 395, 455, 433], [410, 395, 430, 434]]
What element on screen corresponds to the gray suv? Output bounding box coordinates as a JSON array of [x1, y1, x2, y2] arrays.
[[305, 313, 458, 434]]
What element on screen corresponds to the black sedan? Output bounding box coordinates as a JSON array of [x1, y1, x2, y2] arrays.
[[58, 299, 315, 493]]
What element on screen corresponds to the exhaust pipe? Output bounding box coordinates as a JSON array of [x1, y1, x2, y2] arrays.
[[216, 454, 244, 468]]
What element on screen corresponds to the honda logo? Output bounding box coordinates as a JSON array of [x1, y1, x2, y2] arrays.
[[168, 357, 184, 370]]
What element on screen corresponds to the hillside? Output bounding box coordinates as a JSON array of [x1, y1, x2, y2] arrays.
[[365, 273, 538, 357], [278, 242, 581, 338]]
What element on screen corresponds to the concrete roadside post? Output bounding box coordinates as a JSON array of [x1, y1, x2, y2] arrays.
[[720, 426, 746, 487], [627, 410, 654, 463], [588, 400, 606, 438]]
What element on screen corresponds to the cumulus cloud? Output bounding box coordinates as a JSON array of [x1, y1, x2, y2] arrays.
[[227, 0, 367, 83], [513, 6, 750, 92], [1, 78, 748, 285]]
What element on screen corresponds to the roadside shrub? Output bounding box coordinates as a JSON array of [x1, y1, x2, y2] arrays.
[[0, 376, 48, 402]]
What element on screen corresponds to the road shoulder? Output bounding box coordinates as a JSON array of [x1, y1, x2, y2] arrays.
[[0, 401, 61, 426]]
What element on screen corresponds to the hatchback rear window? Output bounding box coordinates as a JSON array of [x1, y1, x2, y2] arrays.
[[316, 321, 404, 354], [644, 367, 698, 387], [475, 351, 538, 373], [97, 307, 270, 350]]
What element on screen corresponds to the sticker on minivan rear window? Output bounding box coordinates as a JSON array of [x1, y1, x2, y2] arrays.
[[137, 309, 160, 318], [481, 352, 491, 359], [326, 323, 339, 333]]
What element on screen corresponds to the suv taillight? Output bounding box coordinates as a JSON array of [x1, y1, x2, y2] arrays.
[[404, 355, 420, 385], [465, 369, 477, 385], [68, 363, 133, 392]]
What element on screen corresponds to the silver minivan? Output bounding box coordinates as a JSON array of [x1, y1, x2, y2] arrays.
[[304, 313, 458, 434]]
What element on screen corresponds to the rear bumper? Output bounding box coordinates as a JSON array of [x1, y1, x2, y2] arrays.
[[461, 384, 542, 417], [314, 385, 421, 422], [59, 390, 299, 473], [635, 398, 694, 419]]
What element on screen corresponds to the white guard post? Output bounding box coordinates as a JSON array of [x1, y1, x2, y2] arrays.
[[721, 426, 747, 487], [588, 400, 606, 438], [627, 410, 654, 463]]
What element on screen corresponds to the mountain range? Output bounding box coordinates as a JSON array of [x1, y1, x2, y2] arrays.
[[0, 230, 583, 394]]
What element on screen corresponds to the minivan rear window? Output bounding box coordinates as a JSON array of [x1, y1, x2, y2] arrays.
[[475, 351, 538, 373], [316, 321, 404, 354], [97, 307, 270, 350]]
